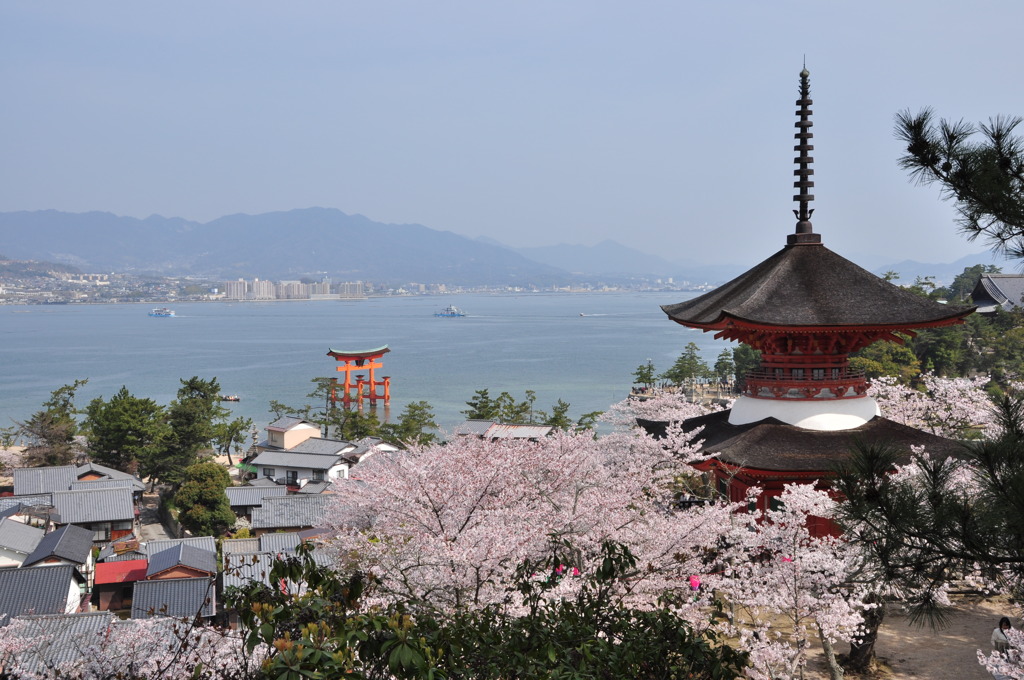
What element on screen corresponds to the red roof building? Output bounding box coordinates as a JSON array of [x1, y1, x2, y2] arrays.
[[93, 559, 148, 612], [653, 69, 975, 530]]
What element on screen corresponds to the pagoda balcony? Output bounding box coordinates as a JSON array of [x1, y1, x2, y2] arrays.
[[743, 367, 867, 400]]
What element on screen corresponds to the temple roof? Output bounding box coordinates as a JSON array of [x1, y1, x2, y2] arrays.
[[639, 409, 965, 472], [662, 243, 974, 330]]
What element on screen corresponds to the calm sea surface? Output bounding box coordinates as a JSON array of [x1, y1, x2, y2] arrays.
[[0, 292, 731, 434]]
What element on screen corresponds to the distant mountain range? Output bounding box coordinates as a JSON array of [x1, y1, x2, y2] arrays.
[[0, 208, 1010, 287]]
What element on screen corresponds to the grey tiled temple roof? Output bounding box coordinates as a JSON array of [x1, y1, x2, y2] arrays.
[[251, 495, 328, 529], [13, 466, 77, 495], [143, 536, 216, 557], [52, 487, 134, 524], [0, 517, 45, 555], [23, 524, 94, 567], [4, 612, 115, 674], [147, 543, 217, 578], [0, 565, 84, 626], [639, 411, 966, 472], [662, 243, 974, 329], [225, 485, 288, 507], [131, 577, 216, 619]]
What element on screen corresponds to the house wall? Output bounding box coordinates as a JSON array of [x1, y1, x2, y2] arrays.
[[278, 425, 318, 449], [0, 546, 27, 568], [150, 566, 209, 580], [65, 579, 82, 612]]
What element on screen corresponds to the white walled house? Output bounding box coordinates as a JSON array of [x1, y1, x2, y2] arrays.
[[0, 518, 45, 568]]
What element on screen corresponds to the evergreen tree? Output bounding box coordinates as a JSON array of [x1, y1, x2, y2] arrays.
[[174, 461, 235, 537], [632, 360, 657, 389], [143, 376, 226, 486], [17, 380, 87, 467], [660, 343, 709, 387], [896, 109, 1024, 259], [83, 386, 167, 473]]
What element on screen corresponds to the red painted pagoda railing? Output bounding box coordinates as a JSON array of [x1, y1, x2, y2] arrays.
[[744, 367, 867, 400]]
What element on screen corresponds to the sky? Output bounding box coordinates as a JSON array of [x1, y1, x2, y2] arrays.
[[3, 1, 1024, 268]]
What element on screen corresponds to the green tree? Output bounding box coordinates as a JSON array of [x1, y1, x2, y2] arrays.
[[211, 415, 254, 466], [143, 376, 226, 487], [950, 263, 1002, 302], [633, 360, 657, 389], [380, 401, 438, 446], [173, 461, 235, 537], [896, 109, 1024, 259], [849, 337, 921, 384], [660, 342, 709, 387], [17, 379, 87, 467], [713, 349, 734, 384], [83, 386, 167, 473], [732, 345, 761, 390]]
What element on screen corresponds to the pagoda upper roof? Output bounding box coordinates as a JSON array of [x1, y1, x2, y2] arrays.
[[639, 409, 964, 472], [662, 242, 974, 330]]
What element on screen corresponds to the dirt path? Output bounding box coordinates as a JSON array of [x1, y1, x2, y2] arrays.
[[801, 596, 1012, 679]]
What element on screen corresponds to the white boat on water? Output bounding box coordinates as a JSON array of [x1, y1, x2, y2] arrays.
[[148, 308, 175, 317], [434, 305, 466, 317]]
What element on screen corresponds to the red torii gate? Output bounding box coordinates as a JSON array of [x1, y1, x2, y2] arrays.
[[326, 346, 391, 408]]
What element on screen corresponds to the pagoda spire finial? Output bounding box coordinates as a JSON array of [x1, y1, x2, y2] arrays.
[[789, 66, 821, 245]]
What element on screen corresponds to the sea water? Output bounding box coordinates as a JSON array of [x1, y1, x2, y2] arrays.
[[0, 292, 732, 434]]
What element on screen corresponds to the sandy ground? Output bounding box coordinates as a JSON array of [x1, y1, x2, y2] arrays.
[[799, 595, 1012, 679]]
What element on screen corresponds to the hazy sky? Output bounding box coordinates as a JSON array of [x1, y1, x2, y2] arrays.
[[3, 2, 1024, 267]]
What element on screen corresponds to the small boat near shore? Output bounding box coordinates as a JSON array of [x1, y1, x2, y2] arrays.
[[219, 394, 240, 402], [148, 307, 175, 317], [434, 305, 466, 317]]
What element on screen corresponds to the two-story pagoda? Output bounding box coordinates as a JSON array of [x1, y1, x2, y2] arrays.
[[655, 69, 974, 521]]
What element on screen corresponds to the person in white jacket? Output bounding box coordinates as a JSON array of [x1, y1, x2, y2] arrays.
[[992, 616, 1014, 654]]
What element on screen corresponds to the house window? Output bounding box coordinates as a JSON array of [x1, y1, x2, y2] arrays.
[[263, 468, 275, 478], [312, 470, 324, 482], [286, 470, 298, 485]]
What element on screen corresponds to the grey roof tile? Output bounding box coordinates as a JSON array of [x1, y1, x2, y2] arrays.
[[247, 477, 282, 487], [0, 494, 53, 514], [0, 517, 45, 555], [297, 481, 333, 494], [143, 536, 216, 557], [259, 532, 303, 554], [13, 466, 77, 495], [250, 450, 344, 470], [267, 416, 313, 431], [290, 438, 355, 455], [0, 565, 84, 626], [69, 478, 136, 491], [131, 577, 216, 619], [76, 463, 146, 491], [23, 524, 94, 566], [96, 535, 143, 562], [453, 419, 495, 436], [222, 552, 277, 590], [52, 487, 135, 525], [4, 612, 115, 674], [147, 543, 217, 577], [225, 485, 288, 507], [251, 495, 328, 529], [221, 537, 260, 555]]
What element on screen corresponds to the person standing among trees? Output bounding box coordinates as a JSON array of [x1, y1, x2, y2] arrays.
[[993, 616, 1014, 655]]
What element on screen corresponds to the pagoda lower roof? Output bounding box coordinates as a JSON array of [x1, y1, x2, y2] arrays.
[[327, 346, 390, 359], [662, 243, 973, 329], [638, 409, 964, 473]]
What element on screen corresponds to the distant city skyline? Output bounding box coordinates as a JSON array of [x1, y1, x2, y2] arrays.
[[3, 2, 1024, 267]]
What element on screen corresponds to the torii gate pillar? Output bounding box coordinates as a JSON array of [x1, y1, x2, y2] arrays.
[[326, 346, 391, 408]]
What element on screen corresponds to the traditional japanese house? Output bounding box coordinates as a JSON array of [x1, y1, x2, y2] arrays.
[[652, 69, 974, 528]]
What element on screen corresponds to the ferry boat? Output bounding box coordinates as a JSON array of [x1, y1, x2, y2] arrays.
[[148, 307, 175, 317], [434, 305, 466, 317]]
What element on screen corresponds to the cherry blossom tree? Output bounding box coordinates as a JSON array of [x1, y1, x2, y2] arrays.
[[868, 373, 996, 439]]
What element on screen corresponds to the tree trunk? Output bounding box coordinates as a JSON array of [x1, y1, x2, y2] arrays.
[[817, 622, 845, 680], [847, 592, 886, 673]]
